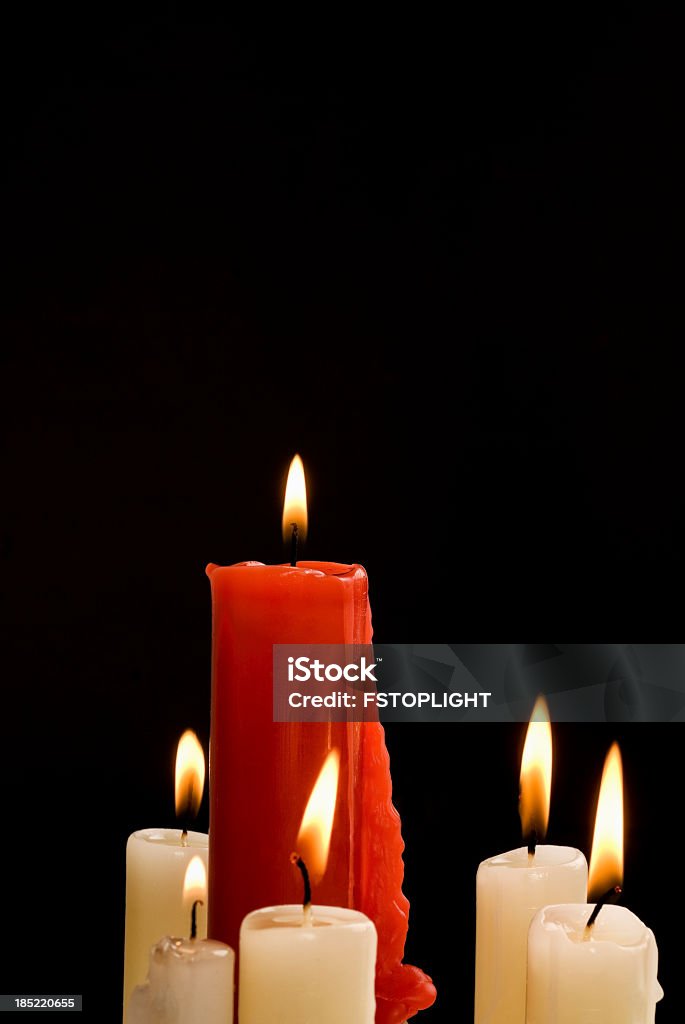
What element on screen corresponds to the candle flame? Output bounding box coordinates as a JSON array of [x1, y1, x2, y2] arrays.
[[296, 750, 340, 883], [175, 730, 206, 822], [282, 454, 308, 543], [183, 855, 207, 902], [589, 743, 624, 900], [520, 696, 553, 842]]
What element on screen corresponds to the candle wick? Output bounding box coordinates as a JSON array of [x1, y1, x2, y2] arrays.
[[527, 829, 538, 859], [181, 830, 189, 847], [586, 885, 623, 931], [190, 899, 204, 941], [290, 523, 299, 567], [290, 852, 312, 917]]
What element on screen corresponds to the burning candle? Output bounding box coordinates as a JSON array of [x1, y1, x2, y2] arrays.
[[239, 750, 377, 1023], [123, 730, 209, 1015], [207, 455, 435, 1023], [128, 856, 235, 1024], [526, 744, 663, 1023], [475, 698, 588, 1024]]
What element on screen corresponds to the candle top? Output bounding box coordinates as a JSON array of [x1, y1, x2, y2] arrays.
[[535, 904, 653, 947], [483, 845, 587, 870], [151, 935, 233, 962], [241, 905, 375, 934], [131, 827, 209, 848], [207, 561, 365, 579]]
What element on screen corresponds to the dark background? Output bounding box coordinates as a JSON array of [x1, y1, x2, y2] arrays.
[[1, 5, 681, 1021]]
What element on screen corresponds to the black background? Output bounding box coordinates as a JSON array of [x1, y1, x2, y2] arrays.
[[1, 5, 682, 1021]]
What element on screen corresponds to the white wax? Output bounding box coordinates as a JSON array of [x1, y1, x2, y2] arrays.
[[127, 935, 234, 1024], [475, 846, 588, 1024], [239, 905, 377, 1024], [527, 904, 663, 1024], [123, 828, 209, 1015]]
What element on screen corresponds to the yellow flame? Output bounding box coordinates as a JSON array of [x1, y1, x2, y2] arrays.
[[296, 750, 340, 883], [589, 743, 624, 900], [175, 730, 206, 822], [282, 454, 308, 543], [520, 697, 553, 842], [183, 855, 207, 902]]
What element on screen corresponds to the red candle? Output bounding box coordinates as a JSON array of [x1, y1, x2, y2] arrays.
[[207, 459, 436, 1024]]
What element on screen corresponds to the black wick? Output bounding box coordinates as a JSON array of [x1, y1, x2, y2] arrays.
[[191, 899, 204, 940], [587, 885, 623, 929], [290, 523, 299, 567], [290, 852, 312, 910], [528, 829, 538, 857]]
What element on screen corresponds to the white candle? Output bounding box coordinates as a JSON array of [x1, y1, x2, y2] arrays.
[[475, 698, 589, 1024], [526, 743, 663, 1023], [526, 904, 663, 1023], [239, 904, 376, 1023], [127, 934, 234, 1024], [123, 828, 209, 1012], [128, 855, 234, 1024], [476, 845, 588, 1024], [239, 750, 377, 1023], [123, 729, 208, 1013]]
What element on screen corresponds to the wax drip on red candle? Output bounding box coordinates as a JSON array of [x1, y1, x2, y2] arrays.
[[190, 899, 204, 940], [290, 523, 299, 567], [586, 885, 623, 930], [290, 852, 312, 910]]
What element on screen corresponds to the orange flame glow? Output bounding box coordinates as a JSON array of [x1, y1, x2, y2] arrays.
[[520, 697, 553, 842], [296, 750, 340, 883], [588, 743, 624, 900], [183, 855, 207, 902], [282, 454, 308, 543], [175, 730, 206, 822]]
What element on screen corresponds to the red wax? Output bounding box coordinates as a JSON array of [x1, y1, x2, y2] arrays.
[[207, 561, 436, 1023]]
